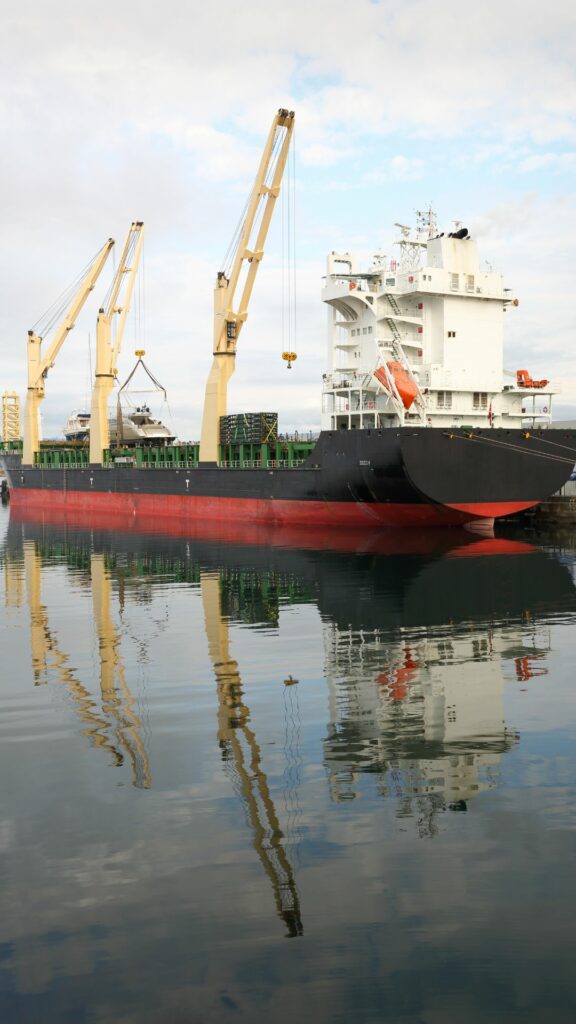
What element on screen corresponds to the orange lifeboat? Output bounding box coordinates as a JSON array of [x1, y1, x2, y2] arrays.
[[516, 368, 549, 389], [374, 361, 418, 410]]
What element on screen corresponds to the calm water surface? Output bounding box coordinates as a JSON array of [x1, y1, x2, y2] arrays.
[[1, 504, 576, 1023]]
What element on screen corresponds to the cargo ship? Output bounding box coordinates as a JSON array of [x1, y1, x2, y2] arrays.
[[2, 110, 576, 528]]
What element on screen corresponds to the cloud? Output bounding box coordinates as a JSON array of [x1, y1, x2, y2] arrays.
[[1, 0, 575, 438], [470, 195, 576, 404], [517, 152, 576, 173], [363, 155, 425, 184]]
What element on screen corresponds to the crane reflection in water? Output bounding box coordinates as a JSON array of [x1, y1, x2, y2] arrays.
[[4, 510, 576, 934], [7, 539, 151, 789], [201, 571, 303, 937]]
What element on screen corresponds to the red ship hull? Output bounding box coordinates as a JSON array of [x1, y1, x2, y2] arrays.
[[7, 486, 535, 527]]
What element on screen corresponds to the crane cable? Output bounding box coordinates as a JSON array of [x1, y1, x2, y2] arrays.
[[221, 126, 285, 279], [31, 244, 110, 337], [292, 124, 297, 362], [100, 229, 139, 313], [281, 125, 297, 368]]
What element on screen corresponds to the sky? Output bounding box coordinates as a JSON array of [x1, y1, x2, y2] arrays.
[[1, 0, 575, 440]]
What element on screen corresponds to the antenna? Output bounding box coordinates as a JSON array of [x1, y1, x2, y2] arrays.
[[416, 205, 438, 239]]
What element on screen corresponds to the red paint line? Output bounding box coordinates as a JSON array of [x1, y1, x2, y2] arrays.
[[8, 489, 539, 528], [445, 500, 538, 517]]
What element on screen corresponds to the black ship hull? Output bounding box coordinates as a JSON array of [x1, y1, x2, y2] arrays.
[[2, 427, 575, 528]]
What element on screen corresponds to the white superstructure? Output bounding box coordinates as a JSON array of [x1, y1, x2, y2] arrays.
[[321, 212, 556, 431]]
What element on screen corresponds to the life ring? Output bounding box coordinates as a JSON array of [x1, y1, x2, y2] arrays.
[[543, 405, 548, 413]]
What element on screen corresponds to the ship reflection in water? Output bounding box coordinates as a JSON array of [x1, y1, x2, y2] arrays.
[[2, 507, 576, 1022]]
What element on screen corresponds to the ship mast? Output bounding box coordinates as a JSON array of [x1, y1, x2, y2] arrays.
[[199, 109, 295, 464]]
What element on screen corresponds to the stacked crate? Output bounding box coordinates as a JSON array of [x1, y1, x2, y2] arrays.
[[220, 412, 278, 445]]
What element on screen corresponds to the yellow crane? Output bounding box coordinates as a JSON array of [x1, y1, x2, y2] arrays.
[[89, 221, 145, 464], [22, 238, 114, 466], [199, 109, 295, 463]]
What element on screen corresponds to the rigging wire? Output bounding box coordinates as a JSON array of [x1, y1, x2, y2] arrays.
[[279, 123, 296, 367], [87, 332, 93, 406], [291, 124, 295, 360], [286, 134, 292, 356], [281, 163, 286, 358], [100, 230, 138, 313], [142, 233, 147, 351], [31, 245, 109, 336], [222, 190, 252, 277], [221, 126, 285, 279]]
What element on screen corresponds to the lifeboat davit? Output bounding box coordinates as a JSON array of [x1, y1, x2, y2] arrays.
[[374, 361, 418, 410]]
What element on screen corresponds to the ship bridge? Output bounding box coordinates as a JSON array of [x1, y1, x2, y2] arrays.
[[321, 219, 557, 432]]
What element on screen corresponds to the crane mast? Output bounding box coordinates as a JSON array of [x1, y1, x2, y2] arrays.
[[22, 238, 114, 466], [89, 221, 145, 464], [199, 109, 295, 464]]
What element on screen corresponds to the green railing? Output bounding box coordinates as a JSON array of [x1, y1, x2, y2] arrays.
[[29, 439, 317, 470]]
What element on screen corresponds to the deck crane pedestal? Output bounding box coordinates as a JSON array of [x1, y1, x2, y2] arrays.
[[199, 109, 295, 464], [89, 222, 145, 465], [22, 239, 114, 466]]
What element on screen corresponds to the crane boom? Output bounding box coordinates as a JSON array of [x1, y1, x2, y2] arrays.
[[22, 238, 114, 465], [199, 109, 295, 463], [89, 222, 145, 464]]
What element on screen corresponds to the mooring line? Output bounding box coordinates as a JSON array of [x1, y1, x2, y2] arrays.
[[442, 432, 575, 466]]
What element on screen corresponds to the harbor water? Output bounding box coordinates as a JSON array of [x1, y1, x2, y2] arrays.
[[1, 502, 576, 1023]]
